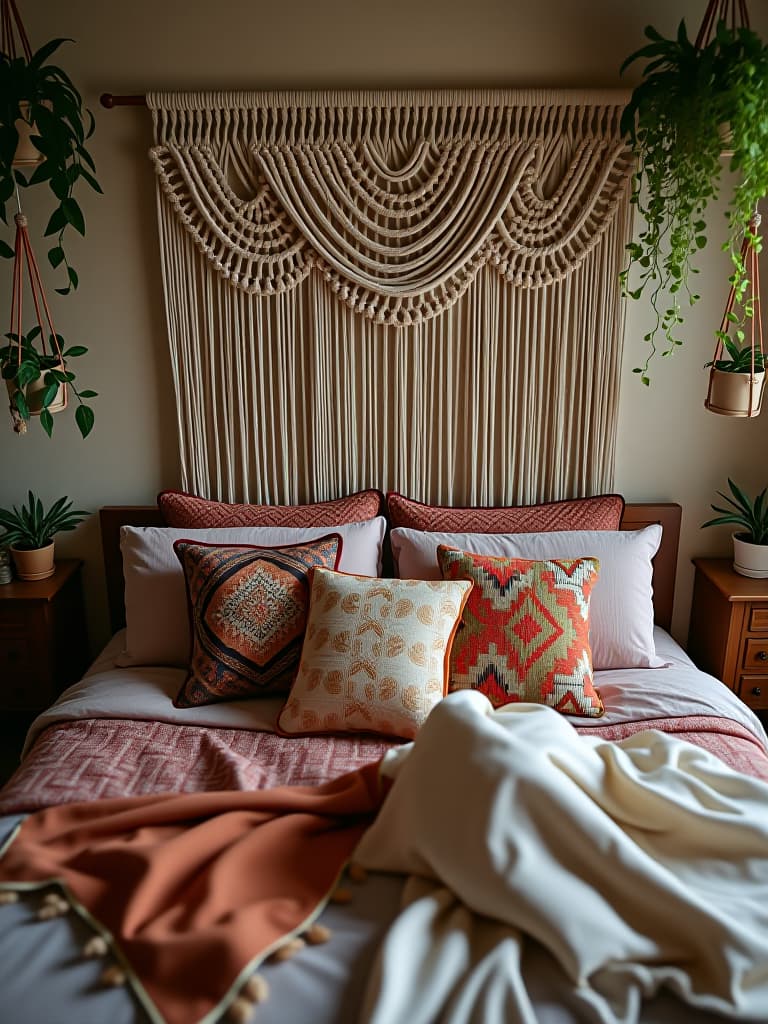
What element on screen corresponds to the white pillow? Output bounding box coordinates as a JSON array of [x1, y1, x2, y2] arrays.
[[118, 518, 387, 667], [390, 525, 665, 670]]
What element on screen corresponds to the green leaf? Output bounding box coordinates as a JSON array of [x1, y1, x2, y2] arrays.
[[48, 245, 65, 269], [75, 403, 95, 438], [77, 389, 97, 398], [61, 197, 85, 235], [63, 345, 88, 357], [0, 239, 14, 259], [44, 205, 68, 236], [40, 409, 54, 437]]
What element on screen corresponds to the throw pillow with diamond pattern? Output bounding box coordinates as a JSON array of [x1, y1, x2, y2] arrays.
[[173, 535, 341, 707], [438, 546, 603, 717]]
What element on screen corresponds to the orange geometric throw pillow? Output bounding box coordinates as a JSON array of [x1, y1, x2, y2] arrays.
[[173, 536, 341, 707], [278, 568, 473, 739], [438, 546, 603, 717]]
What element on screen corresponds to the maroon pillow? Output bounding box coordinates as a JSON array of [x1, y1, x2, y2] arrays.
[[158, 488, 384, 528], [386, 492, 625, 533]]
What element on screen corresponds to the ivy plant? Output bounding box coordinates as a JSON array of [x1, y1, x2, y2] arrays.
[[620, 19, 768, 383], [1, 327, 96, 437], [0, 37, 102, 294]]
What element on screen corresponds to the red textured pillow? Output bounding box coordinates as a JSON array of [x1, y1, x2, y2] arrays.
[[159, 489, 384, 528], [386, 492, 624, 533], [438, 545, 603, 717]]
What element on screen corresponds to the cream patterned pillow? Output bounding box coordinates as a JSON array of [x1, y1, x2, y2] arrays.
[[278, 568, 473, 739]]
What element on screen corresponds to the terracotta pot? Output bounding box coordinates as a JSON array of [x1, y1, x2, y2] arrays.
[[10, 541, 55, 581], [705, 368, 765, 418], [733, 533, 768, 579], [12, 101, 44, 169]]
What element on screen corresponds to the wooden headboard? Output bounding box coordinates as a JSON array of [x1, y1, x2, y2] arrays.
[[99, 502, 682, 636]]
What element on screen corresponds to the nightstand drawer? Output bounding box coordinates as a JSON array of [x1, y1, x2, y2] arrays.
[[0, 611, 34, 634], [749, 607, 768, 632], [0, 634, 34, 675], [737, 676, 768, 710], [0, 560, 88, 714], [743, 638, 768, 671]]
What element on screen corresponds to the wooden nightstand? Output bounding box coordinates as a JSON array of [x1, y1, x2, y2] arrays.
[[688, 557, 768, 715], [0, 559, 89, 716]]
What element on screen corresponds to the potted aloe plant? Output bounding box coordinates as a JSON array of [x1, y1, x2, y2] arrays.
[[702, 479, 768, 578], [620, 19, 768, 383], [0, 37, 102, 293], [0, 491, 89, 580]]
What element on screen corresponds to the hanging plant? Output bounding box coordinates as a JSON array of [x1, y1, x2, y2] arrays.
[[1, 327, 95, 437], [0, 36, 102, 293], [1, 212, 95, 437], [619, 18, 768, 383]]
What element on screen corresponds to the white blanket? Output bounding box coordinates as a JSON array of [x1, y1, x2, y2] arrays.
[[354, 692, 768, 1023]]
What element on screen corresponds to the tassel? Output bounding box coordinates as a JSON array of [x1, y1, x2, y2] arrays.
[[347, 862, 368, 884], [227, 997, 253, 1023], [270, 936, 306, 963], [83, 936, 109, 959], [304, 922, 332, 945], [100, 965, 127, 987], [242, 974, 270, 1004], [329, 886, 352, 904], [0, 891, 19, 905]]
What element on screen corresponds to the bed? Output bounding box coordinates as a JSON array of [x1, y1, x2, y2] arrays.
[[0, 495, 767, 1024]]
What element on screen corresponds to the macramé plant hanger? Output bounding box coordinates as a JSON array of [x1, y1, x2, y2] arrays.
[[704, 209, 765, 417], [0, 0, 96, 437], [5, 210, 69, 434]]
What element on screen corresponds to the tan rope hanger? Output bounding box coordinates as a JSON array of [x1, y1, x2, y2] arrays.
[[0, 0, 32, 60], [694, 0, 765, 418], [695, 0, 750, 47], [7, 212, 67, 432], [704, 211, 765, 417]]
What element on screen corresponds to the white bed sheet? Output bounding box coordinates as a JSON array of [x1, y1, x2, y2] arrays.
[[22, 627, 767, 757]]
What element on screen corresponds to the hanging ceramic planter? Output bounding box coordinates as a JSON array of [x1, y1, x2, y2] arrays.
[[704, 211, 764, 417], [5, 355, 68, 417], [705, 367, 765, 417], [12, 101, 44, 168]]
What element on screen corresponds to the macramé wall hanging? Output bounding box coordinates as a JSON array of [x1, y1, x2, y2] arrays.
[[147, 89, 634, 505]]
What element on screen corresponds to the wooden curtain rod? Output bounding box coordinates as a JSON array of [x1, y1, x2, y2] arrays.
[[100, 93, 147, 108]]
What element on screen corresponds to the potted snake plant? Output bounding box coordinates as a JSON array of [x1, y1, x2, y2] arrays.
[[703, 479, 768, 578], [0, 491, 89, 581]]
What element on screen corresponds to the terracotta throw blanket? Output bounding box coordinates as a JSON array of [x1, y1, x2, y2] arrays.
[[0, 764, 383, 1024]]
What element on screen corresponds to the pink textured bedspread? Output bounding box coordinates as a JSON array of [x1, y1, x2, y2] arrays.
[[1, 713, 766, 815], [0, 719, 394, 814]]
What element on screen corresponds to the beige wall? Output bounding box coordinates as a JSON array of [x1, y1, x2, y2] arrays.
[[2, 0, 767, 651]]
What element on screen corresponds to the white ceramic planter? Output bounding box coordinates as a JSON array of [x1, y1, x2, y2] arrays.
[[733, 533, 768, 579], [705, 368, 765, 418]]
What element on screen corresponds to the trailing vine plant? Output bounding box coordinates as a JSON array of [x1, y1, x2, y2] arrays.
[[620, 19, 768, 383]]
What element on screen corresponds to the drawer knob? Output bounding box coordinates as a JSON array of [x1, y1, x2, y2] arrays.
[[752, 686, 763, 697], [757, 651, 768, 662]]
